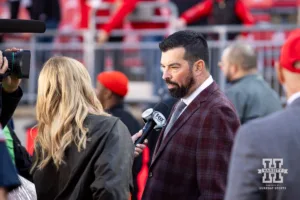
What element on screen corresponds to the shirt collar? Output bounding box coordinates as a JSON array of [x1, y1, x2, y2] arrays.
[[287, 92, 300, 105], [182, 76, 213, 106], [228, 74, 258, 85], [107, 103, 124, 111]]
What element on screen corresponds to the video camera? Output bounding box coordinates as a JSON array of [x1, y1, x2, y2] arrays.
[[2, 50, 31, 79], [0, 19, 46, 80]]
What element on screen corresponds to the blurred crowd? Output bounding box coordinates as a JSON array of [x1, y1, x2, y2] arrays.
[[0, 0, 299, 42], [0, 0, 298, 97]]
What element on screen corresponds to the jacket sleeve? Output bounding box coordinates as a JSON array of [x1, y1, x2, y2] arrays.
[[224, 124, 264, 200], [102, 0, 139, 34], [180, 0, 212, 25], [90, 119, 134, 200], [235, 0, 255, 36], [196, 106, 240, 200], [235, 0, 254, 25], [0, 87, 23, 128], [0, 138, 21, 191]]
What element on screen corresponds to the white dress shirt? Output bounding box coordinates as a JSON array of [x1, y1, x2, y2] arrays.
[[287, 91, 300, 105], [180, 75, 214, 114]]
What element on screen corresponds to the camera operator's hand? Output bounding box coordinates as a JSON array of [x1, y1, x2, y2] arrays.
[[1, 48, 21, 93], [0, 51, 8, 76]]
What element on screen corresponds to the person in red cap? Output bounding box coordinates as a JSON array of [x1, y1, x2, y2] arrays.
[[97, 71, 129, 103], [225, 29, 300, 200], [96, 71, 142, 200]]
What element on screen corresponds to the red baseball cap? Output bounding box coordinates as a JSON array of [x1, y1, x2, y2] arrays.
[[279, 29, 300, 73], [97, 71, 128, 97]]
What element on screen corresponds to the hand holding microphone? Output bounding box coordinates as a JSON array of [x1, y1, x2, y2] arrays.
[[134, 107, 167, 145], [132, 101, 170, 157], [132, 130, 147, 157]]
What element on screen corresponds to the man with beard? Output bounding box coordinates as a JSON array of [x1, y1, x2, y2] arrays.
[[139, 30, 240, 200], [219, 43, 282, 124], [225, 29, 300, 200]]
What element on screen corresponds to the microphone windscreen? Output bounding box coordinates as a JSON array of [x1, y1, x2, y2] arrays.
[[0, 19, 46, 33], [153, 97, 178, 118]]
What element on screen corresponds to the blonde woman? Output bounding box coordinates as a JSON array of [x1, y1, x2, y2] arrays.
[[31, 56, 135, 200]]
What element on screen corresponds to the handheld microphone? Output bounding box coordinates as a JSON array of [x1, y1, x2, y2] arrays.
[[0, 19, 46, 33], [135, 101, 170, 145]]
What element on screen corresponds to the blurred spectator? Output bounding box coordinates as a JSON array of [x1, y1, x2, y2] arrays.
[[175, 0, 255, 40], [225, 29, 300, 200], [80, 0, 125, 85], [219, 42, 282, 124], [171, 0, 208, 26], [29, 0, 62, 94], [81, 0, 169, 95], [80, 0, 168, 44], [30, 0, 61, 42], [8, 0, 21, 19], [8, 0, 31, 19], [106, 0, 169, 96], [96, 71, 142, 200], [96, 71, 141, 134], [79, 0, 123, 42]]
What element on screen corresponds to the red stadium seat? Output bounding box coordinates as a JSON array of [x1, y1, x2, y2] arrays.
[[272, 0, 297, 7], [242, 0, 273, 9], [252, 14, 271, 23], [26, 127, 38, 156]]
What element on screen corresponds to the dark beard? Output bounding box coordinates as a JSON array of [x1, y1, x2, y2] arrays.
[[165, 75, 195, 98]]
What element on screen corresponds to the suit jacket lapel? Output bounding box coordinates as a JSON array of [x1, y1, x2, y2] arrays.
[[150, 82, 219, 168], [152, 100, 180, 158]]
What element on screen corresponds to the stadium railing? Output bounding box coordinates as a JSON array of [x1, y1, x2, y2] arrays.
[[0, 23, 298, 104]]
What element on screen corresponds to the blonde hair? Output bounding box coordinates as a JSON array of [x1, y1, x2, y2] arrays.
[[32, 56, 108, 170]]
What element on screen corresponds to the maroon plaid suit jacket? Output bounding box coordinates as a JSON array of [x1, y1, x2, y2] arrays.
[[142, 82, 240, 200]]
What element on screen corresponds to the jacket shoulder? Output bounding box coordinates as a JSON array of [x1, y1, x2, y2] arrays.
[[85, 114, 131, 140], [238, 107, 297, 140], [190, 89, 240, 125], [210, 89, 238, 112]]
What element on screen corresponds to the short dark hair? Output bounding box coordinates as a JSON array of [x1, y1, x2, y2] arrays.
[[159, 30, 209, 70], [226, 43, 257, 71]]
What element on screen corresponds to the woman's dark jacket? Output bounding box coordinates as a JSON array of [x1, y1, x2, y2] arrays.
[[33, 114, 134, 200]]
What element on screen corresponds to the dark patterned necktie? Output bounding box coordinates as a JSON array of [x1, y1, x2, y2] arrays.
[[163, 100, 187, 139]]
